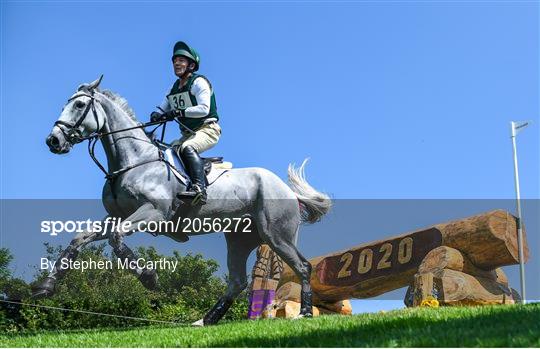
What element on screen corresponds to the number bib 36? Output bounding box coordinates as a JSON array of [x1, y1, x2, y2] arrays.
[[168, 92, 193, 110]]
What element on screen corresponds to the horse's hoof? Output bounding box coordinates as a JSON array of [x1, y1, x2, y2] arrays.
[[293, 314, 313, 320], [191, 319, 204, 327], [31, 277, 56, 299], [293, 311, 313, 320], [139, 269, 158, 290], [31, 289, 54, 299]]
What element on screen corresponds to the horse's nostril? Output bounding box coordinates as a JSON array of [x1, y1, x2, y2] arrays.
[[46, 135, 59, 147]]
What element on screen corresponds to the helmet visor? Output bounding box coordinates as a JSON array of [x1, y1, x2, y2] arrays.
[[172, 49, 196, 63]]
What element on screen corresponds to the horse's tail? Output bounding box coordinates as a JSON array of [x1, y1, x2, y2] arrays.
[[287, 159, 332, 224]]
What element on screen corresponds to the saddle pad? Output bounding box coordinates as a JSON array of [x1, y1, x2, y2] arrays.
[[213, 161, 233, 170], [164, 148, 229, 187], [207, 167, 229, 185]]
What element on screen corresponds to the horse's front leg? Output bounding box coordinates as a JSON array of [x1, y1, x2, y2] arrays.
[[108, 203, 166, 290], [32, 218, 110, 299]]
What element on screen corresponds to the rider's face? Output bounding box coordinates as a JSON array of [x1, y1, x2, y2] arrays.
[[173, 56, 191, 78]]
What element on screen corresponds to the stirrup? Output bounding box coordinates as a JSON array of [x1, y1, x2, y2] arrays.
[[192, 192, 207, 206], [178, 187, 207, 206], [177, 190, 198, 198], [191, 184, 207, 206]]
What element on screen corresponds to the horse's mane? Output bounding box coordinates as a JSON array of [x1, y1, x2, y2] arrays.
[[99, 89, 138, 123]]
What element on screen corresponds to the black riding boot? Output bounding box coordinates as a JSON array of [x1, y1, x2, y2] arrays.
[[180, 145, 207, 205]]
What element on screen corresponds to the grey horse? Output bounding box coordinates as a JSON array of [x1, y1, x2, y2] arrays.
[[36, 76, 331, 325]]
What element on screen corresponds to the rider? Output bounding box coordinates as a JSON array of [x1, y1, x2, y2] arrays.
[[151, 41, 221, 205]]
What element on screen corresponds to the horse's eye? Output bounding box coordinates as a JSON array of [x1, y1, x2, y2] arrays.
[[74, 101, 85, 109]]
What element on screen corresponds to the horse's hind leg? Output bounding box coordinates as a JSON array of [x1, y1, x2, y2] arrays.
[[32, 222, 108, 298], [197, 228, 261, 326], [258, 215, 313, 317], [267, 239, 313, 317]]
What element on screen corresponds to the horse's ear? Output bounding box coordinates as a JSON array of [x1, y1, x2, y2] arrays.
[[87, 74, 104, 91]]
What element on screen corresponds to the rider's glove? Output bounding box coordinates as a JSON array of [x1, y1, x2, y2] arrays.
[[150, 111, 162, 123], [164, 109, 184, 121]]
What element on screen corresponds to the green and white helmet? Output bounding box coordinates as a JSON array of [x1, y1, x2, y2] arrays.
[[172, 41, 200, 71]]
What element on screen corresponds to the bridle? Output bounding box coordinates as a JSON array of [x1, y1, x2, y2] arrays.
[[53, 89, 172, 181], [54, 90, 101, 145]]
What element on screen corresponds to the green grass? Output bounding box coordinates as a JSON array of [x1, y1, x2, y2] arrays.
[[2, 303, 539, 347]]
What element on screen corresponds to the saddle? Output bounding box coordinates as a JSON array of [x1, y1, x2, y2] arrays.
[[153, 139, 229, 186], [152, 139, 231, 243]]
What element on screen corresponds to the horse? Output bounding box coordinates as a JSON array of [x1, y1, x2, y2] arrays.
[[36, 76, 331, 325]]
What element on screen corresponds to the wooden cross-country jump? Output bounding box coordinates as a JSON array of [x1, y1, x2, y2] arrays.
[[250, 209, 529, 317]]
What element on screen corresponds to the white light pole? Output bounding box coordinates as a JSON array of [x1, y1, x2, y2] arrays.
[[510, 121, 529, 304]]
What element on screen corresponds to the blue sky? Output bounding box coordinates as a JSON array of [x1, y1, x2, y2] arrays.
[[1, 1, 539, 314]]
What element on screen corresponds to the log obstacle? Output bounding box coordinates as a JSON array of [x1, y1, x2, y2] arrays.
[[276, 210, 528, 306]]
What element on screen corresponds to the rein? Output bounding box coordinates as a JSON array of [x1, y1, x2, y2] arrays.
[[54, 90, 171, 181]]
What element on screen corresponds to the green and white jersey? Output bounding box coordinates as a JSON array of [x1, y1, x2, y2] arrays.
[[158, 74, 219, 131]]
